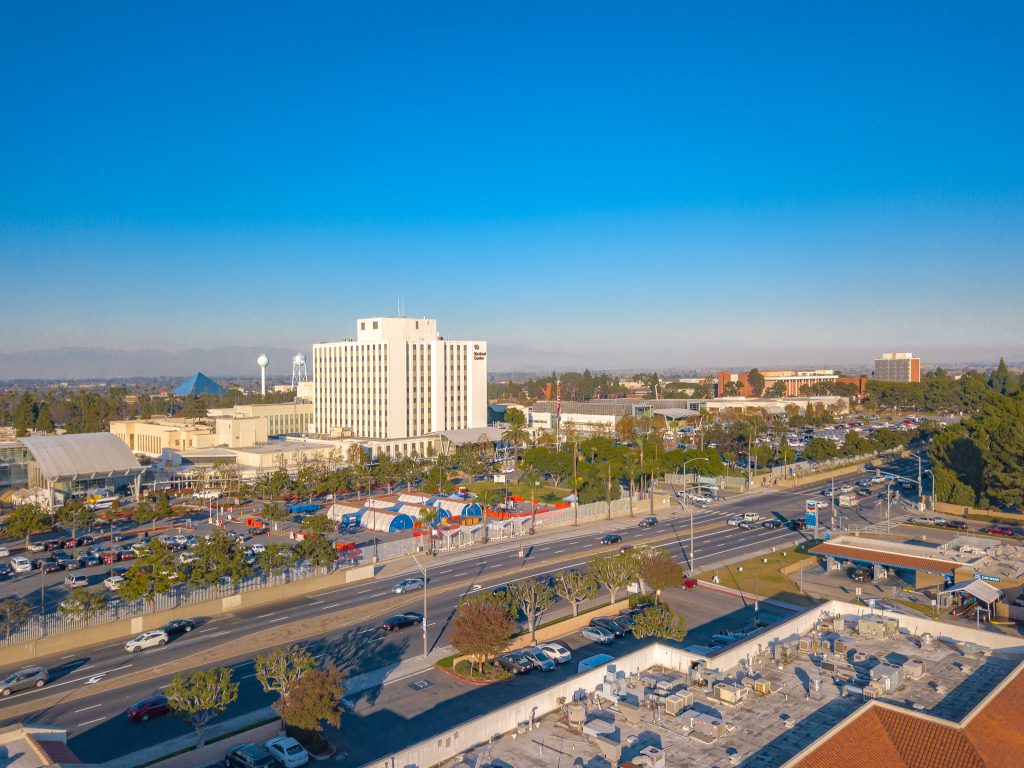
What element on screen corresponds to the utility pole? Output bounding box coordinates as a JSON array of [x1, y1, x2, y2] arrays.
[[572, 441, 578, 526], [682, 457, 707, 576], [831, 477, 836, 531], [411, 554, 428, 658], [886, 481, 895, 534]]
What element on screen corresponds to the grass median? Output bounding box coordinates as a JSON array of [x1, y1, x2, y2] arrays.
[[697, 545, 820, 607]]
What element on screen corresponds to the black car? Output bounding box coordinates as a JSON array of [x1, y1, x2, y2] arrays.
[[73, 535, 95, 548], [78, 553, 101, 567], [762, 520, 783, 529], [494, 652, 533, 674], [161, 619, 197, 637], [0, 564, 12, 580], [614, 612, 637, 629], [639, 517, 658, 528], [55, 554, 81, 570], [382, 612, 423, 632], [590, 617, 627, 637], [943, 520, 969, 530], [224, 742, 273, 768], [599, 534, 622, 545], [43, 540, 65, 552], [34, 558, 61, 573], [848, 567, 872, 583]]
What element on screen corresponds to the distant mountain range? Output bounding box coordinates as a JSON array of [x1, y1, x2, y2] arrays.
[[0, 346, 307, 381]]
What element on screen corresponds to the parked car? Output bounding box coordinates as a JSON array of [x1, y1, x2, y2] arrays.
[[382, 612, 423, 631], [34, 558, 61, 573], [981, 527, 1015, 536], [264, 736, 309, 768], [25, 541, 45, 553], [0, 564, 12, 580], [73, 535, 95, 547], [520, 647, 556, 671], [494, 652, 533, 674], [537, 642, 572, 664], [0, 547, 9, 558], [100, 549, 121, 564], [599, 534, 622, 545], [11, 556, 33, 573], [639, 517, 658, 528], [161, 619, 197, 637], [225, 742, 274, 768], [249, 543, 267, 554], [614, 612, 636, 629], [53, 552, 79, 569], [848, 567, 872, 583], [392, 578, 425, 594], [590, 617, 626, 637], [125, 629, 169, 653], [126, 694, 170, 722], [63, 574, 88, 588], [580, 625, 614, 644], [0, 666, 48, 696], [104, 575, 126, 591], [43, 540, 66, 551], [78, 553, 101, 567]]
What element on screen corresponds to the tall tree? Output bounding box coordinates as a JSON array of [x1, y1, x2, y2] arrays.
[[254, 645, 315, 710], [276, 665, 344, 733], [34, 401, 55, 432], [3, 504, 48, 547], [119, 540, 179, 609], [589, 553, 640, 606], [747, 369, 766, 397], [295, 534, 337, 568], [256, 543, 299, 575], [508, 577, 555, 643], [165, 667, 239, 746], [554, 569, 599, 617], [59, 588, 106, 621], [0, 598, 32, 641], [12, 393, 36, 436], [639, 549, 686, 603], [57, 503, 95, 540], [450, 592, 516, 673]]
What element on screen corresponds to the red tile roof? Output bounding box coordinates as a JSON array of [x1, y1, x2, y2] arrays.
[[809, 542, 960, 575], [789, 662, 1024, 768]]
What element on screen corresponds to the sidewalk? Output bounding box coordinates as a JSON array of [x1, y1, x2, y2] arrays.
[[344, 645, 453, 697]]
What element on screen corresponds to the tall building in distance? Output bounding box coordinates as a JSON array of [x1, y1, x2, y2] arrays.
[[874, 352, 921, 382], [312, 317, 487, 440]]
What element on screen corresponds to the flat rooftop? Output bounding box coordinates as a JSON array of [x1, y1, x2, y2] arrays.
[[461, 619, 1021, 768]]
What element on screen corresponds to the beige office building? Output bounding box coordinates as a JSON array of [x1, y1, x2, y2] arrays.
[[312, 317, 487, 443], [874, 352, 922, 382]]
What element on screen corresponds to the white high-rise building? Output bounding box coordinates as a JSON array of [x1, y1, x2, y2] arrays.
[[874, 352, 921, 383], [312, 317, 487, 440]]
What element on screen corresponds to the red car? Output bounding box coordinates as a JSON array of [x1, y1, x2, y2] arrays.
[[682, 578, 699, 589], [982, 527, 1015, 537], [101, 550, 120, 564], [127, 694, 170, 722]]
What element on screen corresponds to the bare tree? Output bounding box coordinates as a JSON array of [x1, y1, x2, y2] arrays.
[[451, 593, 516, 673]]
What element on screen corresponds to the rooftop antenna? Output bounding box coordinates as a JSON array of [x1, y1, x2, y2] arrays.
[[397, 298, 405, 318], [257, 353, 269, 396]]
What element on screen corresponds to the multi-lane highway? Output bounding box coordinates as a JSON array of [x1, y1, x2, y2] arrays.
[[0, 456, 925, 762]]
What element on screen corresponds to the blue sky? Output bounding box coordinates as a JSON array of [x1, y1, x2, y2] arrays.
[[1, 2, 1021, 372]]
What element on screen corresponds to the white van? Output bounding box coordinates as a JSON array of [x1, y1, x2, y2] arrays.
[[91, 496, 118, 510]]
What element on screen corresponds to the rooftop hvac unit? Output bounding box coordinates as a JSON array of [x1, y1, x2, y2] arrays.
[[844, 685, 864, 700], [665, 691, 693, 715], [832, 636, 853, 655], [870, 663, 903, 691], [637, 746, 667, 768], [799, 637, 815, 653], [920, 632, 937, 651], [714, 682, 748, 704], [754, 679, 772, 696], [692, 714, 728, 739], [904, 659, 927, 680], [857, 616, 888, 638], [864, 681, 884, 699]]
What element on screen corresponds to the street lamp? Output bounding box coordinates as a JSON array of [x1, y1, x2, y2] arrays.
[[886, 480, 896, 533], [909, 451, 925, 512], [682, 457, 708, 576], [410, 553, 428, 659]]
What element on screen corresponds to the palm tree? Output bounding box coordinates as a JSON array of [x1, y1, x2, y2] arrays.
[[500, 410, 529, 480]]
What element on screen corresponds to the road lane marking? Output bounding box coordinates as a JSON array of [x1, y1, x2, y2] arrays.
[[307, 599, 325, 605], [267, 616, 290, 623], [203, 630, 231, 639], [76, 717, 106, 727], [74, 704, 102, 712]]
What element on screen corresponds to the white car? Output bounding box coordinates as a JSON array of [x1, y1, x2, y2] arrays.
[[392, 578, 425, 594], [726, 517, 743, 526], [839, 484, 854, 493], [265, 736, 309, 767], [0, 548, 9, 558], [11, 556, 33, 573], [172, 535, 190, 546], [537, 642, 572, 664], [125, 629, 169, 653], [104, 575, 126, 591], [179, 552, 197, 564], [249, 543, 267, 554]]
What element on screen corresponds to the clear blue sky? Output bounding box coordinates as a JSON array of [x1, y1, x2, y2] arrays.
[[1, 2, 1021, 371]]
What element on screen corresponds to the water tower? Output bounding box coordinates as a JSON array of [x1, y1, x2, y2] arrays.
[[257, 353, 269, 396], [291, 353, 308, 389]]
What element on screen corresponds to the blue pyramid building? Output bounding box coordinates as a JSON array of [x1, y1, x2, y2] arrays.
[[171, 371, 226, 396]]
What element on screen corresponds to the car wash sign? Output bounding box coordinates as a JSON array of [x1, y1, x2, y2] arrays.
[[805, 500, 819, 528]]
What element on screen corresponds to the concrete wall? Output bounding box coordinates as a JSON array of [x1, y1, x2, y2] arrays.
[[507, 600, 631, 651], [934, 500, 1024, 523], [144, 720, 281, 768], [2, 566, 376, 666]]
